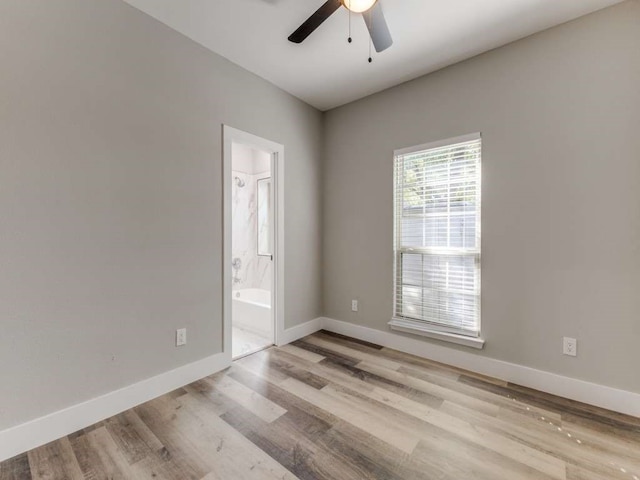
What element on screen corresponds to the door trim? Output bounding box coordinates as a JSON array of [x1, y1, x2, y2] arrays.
[[222, 125, 285, 363]]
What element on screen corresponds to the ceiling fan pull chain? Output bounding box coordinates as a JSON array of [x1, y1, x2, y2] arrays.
[[348, 4, 352, 44], [368, 9, 373, 63]]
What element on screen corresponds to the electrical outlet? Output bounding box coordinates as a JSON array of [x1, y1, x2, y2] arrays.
[[563, 337, 577, 357], [176, 328, 187, 347], [351, 299, 358, 312]]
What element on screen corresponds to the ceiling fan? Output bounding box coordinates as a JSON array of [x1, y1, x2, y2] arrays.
[[288, 0, 393, 53]]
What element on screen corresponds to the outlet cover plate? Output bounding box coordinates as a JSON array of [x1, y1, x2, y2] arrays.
[[563, 337, 577, 357], [176, 328, 187, 347]]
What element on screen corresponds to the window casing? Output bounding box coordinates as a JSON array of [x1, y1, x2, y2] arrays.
[[392, 134, 481, 339]]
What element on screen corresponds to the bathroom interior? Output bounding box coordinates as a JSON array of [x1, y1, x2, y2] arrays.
[[231, 143, 273, 359]]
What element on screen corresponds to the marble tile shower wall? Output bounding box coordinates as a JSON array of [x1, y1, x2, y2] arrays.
[[232, 170, 271, 291]]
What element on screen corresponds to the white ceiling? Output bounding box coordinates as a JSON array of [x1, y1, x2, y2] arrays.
[[123, 0, 624, 111]]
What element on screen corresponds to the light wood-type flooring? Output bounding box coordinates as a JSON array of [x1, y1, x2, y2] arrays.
[[2, 331, 639, 479]]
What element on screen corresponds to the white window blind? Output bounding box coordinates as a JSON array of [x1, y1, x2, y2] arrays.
[[393, 134, 481, 338]]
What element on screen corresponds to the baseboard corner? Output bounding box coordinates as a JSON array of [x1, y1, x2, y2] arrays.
[[278, 317, 325, 346]]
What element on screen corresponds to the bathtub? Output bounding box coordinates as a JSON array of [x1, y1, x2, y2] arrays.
[[232, 288, 272, 338]]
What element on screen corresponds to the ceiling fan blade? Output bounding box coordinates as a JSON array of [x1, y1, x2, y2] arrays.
[[363, 1, 393, 52], [288, 0, 342, 44]]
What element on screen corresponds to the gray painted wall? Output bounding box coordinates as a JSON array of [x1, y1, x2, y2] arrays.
[[0, 0, 323, 430], [324, 1, 640, 393]]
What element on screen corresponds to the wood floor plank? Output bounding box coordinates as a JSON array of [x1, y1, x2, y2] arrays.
[[0, 454, 31, 480], [236, 369, 337, 447], [271, 348, 447, 418], [291, 341, 443, 407], [221, 404, 373, 480], [81, 426, 136, 479], [220, 405, 316, 479], [280, 377, 421, 454], [440, 399, 638, 480], [560, 419, 640, 463], [399, 364, 564, 422], [408, 434, 559, 480], [321, 380, 568, 480], [304, 334, 403, 371], [459, 375, 640, 434], [128, 450, 204, 480], [514, 407, 640, 476], [260, 351, 329, 389], [277, 343, 325, 363], [222, 395, 407, 480], [322, 355, 444, 407], [356, 360, 500, 416], [231, 360, 411, 479], [4, 333, 640, 480], [234, 350, 291, 385], [182, 378, 239, 417], [378, 347, 464, 381], [227, 362, 339, 428], [565, 464, 626, 480], [209, 374, 287, 423], [136, 393, 263, 480], [175, 393, 299, 480], [315, 421, 411, 480], [103, 410, 163, 465], [70, 433, 114, 480], [382, 346, 510, 386], [291, 340, 361, 367], [27, 438, 84, 480], [134, 396, 214, 480], [266, 344, 567, 480]]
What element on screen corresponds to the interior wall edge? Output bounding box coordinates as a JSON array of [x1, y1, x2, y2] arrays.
[[278, 317, 325, 346]]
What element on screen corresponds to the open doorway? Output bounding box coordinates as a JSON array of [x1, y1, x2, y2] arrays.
[[223, 126, 284, 361], [230, 144, 273, 358]]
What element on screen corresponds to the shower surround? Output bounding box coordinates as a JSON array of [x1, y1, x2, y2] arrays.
[[231, 145, 271, 291]]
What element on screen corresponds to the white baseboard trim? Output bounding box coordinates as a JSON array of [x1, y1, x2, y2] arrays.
[[0, 317, 324, 462], [278, 317, 324, 346], [0, 352, 229, 463], [4, 315, 638, 462], [320, 317, 640, 418]]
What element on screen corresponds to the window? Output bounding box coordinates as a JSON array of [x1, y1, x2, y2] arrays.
[[391, 133, 482, 346]]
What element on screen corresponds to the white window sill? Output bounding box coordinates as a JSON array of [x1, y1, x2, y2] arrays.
[[388, 318, 485, 350]]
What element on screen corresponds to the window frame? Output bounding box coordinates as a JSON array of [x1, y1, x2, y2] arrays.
[[390, 133, 484, 349]]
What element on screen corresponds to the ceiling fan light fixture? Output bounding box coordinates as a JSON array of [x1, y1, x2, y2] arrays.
[[288, 0, 392, 54], [342, 0, 377, 13]]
